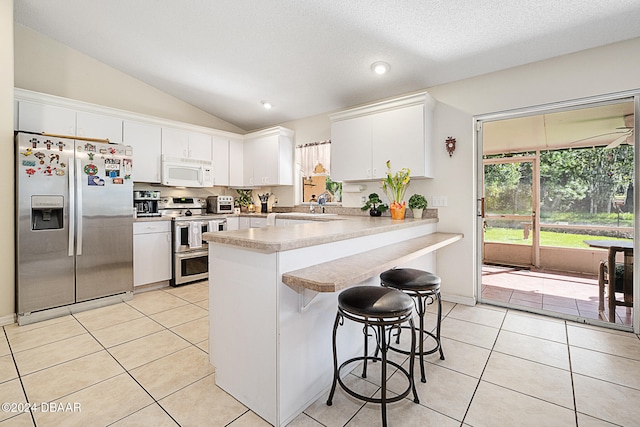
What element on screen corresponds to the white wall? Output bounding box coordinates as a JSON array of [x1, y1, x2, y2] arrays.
[[1, 0, 14, 323], [14, 24, 245, 134]]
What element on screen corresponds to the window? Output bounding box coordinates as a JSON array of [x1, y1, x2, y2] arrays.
[[296, 140, 341, 203]]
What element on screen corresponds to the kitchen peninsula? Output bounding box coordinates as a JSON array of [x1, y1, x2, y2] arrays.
[[203, 215, 462, 426]]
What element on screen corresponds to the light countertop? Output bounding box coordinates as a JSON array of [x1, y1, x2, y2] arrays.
[[203, 215, 438, 253]]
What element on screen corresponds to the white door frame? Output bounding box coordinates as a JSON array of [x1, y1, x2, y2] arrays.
[[474, 90, 640, 333]]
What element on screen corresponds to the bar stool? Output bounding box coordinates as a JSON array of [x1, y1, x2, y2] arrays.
[[326, 286, 419, 427], [380, 268, 445, 383]]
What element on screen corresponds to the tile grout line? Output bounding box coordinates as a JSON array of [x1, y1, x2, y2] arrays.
[[458, 305, 507, 425], [1, 326, 37, 426], [69, 309, 183, 427]]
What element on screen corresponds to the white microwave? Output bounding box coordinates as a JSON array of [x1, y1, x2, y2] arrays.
[[161, 156, 214, 187]]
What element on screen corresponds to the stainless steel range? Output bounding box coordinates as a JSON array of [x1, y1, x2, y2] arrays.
[[159, 197, 226, 286]]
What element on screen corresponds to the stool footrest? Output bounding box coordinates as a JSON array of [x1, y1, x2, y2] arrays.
[[390, 325, 441, 356], [335, 356, 418, 405]]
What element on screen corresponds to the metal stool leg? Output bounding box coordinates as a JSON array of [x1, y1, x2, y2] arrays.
[[362, 324, 369, 378], [416, 295, 427, 383], [326, 311, 341, 406], [436, 291, 445, 360], [379, 323, 388, 427]]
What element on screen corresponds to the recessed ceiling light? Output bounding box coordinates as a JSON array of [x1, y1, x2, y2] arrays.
[[261, 100, 273, 109], [371, 61, 390, 75]]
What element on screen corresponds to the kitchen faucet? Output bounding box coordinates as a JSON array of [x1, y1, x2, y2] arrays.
[[317, 193, 327, 214]]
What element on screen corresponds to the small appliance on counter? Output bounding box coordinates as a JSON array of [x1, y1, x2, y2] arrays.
[[134, 190, 161, 217], [207, 195, 234, 214]]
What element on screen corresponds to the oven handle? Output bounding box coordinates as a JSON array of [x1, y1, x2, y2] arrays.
[[174, 250, 208, 260]]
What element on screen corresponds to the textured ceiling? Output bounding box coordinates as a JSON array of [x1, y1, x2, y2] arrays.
[[14, 0, 640, 131]]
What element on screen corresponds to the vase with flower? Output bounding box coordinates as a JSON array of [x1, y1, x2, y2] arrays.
[[381, 160, 410, 220]]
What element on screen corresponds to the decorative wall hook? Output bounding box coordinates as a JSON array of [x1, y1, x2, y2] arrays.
[[445, 137, 456, 157]]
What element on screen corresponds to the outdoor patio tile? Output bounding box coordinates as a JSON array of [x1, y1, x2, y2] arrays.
[[510, 290, 543, 303]]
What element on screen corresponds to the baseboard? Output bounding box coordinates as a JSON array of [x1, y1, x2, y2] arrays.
[[442, 294, 476, 306], [0, 313, 17, 327]]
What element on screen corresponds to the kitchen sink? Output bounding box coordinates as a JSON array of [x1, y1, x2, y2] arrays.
[[279, 212, 338, 217]]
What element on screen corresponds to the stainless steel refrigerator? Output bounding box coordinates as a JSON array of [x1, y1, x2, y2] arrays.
[[16, 132, 134, 324]]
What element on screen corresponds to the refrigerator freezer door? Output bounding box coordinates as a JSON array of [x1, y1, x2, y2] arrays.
[[16, 133, 75, 314], [75, 141, 134, 302]]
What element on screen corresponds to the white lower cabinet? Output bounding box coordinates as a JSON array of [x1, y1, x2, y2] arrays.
[[133, 221, 172, 287], [250, 217, 267, 228], [239, 217, 251, 229], [225, 217, 239, 231]]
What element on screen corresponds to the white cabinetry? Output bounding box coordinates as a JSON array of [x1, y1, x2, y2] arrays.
[[243, 127, 294, 186], [239, 217, 251, 229], [162, 128, 212, 161], [250, 217, 268, 228], [330, 92, 435, 181], [76, 111, 123, 143], [225, 217, 240, 231], [17, 101, 124, 142], [133, 221, 172, 287], [228, 138, 244, 187], [18, 101, 76, 135], [212, 136, 230, 186], [123, 121, 162, 183]]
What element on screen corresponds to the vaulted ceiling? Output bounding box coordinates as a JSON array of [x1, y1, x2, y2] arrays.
[[14, 0, 640, 131]]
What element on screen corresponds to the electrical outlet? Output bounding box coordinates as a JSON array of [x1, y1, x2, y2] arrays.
[[432, 196, 448, 207], [361, 196, 367, 204]]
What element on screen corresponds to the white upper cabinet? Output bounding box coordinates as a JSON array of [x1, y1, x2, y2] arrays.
[[187, 131, 213, 161], [243, 127, 294, 186], [123, 120, 162, 183], [228, 138, 244, 187], [331, 114, 372, 181], [18, 101, 123, 143], [329, 92, 435, 181], [161, 128, 212, 161], [17, 101, 76, 135], [212, 136, 230, 186], [76, 111, 123, 143]]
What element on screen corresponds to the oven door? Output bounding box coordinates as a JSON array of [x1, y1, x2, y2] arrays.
[[174, 221, 209, 252], [173, 250, 208, 286]]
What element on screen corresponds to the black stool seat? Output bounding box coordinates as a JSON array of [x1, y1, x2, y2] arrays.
[[380, 268, 445, 383], [339, 286, 414, 318], [380, 268, 441, 291], [327, 286, 419, 427]]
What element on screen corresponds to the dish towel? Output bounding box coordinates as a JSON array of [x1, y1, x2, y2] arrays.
[[266, 213, 277, 226], [188, 221, 203, 249], [208, 220, 221, 232]]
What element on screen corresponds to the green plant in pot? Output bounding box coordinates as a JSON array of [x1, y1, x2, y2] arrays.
[[235, 189, 254, 212], [361, 193, 388, 217], [408, 193, 428, 219], [381, 160, 410, 220]]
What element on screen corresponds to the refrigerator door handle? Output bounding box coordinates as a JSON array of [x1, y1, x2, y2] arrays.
[[68, 155, 75, 257], [76, 158, 83, 256]]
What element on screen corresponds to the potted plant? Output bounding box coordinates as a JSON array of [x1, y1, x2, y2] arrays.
[[381, 160, 410, 220], [408, 193, 428, 219], [361, 193, 388, 217], [235, 189, 254, 213]]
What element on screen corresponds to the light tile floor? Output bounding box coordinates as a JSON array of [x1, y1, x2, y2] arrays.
[[2, 281, 640, 426]]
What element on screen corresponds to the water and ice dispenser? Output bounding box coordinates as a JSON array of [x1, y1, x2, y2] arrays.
[[31, 195, 64, 230]]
